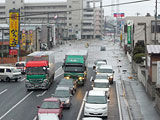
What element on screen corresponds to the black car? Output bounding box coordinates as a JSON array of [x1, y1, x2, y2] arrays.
[[58, 78, 77, 95]]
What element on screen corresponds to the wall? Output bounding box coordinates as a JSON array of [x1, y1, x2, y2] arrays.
[[0, 57, 26, 64]]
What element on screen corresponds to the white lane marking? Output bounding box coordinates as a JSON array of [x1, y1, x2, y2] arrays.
[[90, 76, 93, 81], [76, 91, 88, 120], [36, 90, 47, 97], [20, 78, 25, 82], [0, 89, 8, 95], [33, 116, 37, 120], [55, 66, 62, 73], [55, 72, 64, 79], [0, 91, 33, 120], [116, 82, 122, 120]]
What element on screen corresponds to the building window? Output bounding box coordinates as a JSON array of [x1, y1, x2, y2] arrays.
[[69, 6, 72, 8], [151, 21, 160, 33], [69, 11, 72, 14], [69, 23, 72, 26], [13, 1, 15, 4], [75, 25, 78, 27], [69, 17, 72, 20]]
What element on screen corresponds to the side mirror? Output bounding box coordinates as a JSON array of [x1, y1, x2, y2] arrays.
[[113, 71, 115, 73], [107, 99, 110, 103], [93, 66, 96, 70], [37, 106, 40, 108], [83, 98, 86, 102]]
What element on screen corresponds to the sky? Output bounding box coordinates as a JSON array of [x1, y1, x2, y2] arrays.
[[0, 0, 157, 17]]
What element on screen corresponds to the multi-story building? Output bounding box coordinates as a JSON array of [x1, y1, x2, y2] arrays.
[[82, 0, 104, 39], [0, 0, 104, 41]]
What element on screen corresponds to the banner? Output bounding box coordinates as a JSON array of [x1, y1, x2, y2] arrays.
[[29, 30, 33, 45], [9, 9, 20, 55], [21, 29, 26, 50]]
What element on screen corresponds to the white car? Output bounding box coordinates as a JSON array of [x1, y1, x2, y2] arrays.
[[92, 79, 110, 99], [96, 65, 114, 84], [84, 90, 109, 117], [93, 61, 107, 71], [38, 113, 59, 120], [82, 117, 102, 120]]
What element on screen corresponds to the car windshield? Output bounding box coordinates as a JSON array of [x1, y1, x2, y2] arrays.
[[11, 68, 20, 73], [54, 90, 70, 98], [87, 95, 107, 104], [40, 101, 59, 109], [16, 63, 25, 67], [94, 82, 109, 88], [95, 75, 108, 79], [98, 68, 113, 73], [26, 67, 46, 75], [64, 65, 84, 72]]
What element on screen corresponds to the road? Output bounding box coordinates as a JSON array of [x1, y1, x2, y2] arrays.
[[0, 39, 120, 120]]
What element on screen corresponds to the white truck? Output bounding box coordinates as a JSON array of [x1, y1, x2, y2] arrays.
[[25, 51, 55, 90]]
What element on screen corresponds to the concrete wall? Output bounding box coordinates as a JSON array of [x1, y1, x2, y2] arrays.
[[155, 90, 160, 113]]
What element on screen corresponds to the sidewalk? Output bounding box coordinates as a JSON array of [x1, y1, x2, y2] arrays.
[[117, 44, 160, 120]]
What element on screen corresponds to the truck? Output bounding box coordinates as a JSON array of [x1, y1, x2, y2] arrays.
[[25, 51, 55, 90], [63, 50, 88, 86]]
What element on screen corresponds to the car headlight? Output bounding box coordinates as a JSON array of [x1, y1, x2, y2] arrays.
[[65, 98, 70, 104], [96, 72, 100, 74], [110, 75, 113, 78], [65, 76, 70, 79], [78, 77, 83, 80]]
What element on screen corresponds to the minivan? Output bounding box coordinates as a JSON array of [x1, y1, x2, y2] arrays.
[[0, 66, 21, 82]]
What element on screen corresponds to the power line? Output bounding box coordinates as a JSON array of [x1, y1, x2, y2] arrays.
[[1, 0, 150, 19]]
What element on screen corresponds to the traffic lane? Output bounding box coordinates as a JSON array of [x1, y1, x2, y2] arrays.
[[0, 63, 63, 120], [61, 68, 93, 120], [1, 68, 64, 120]]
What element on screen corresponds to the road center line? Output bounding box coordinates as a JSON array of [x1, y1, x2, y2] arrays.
[[90, 76, 93, 81], [76, 91, 88, 120], [36, 90, 47, 97], [0, 91, 33, 120], [0, 89, 8, 95], [20, 78, 25, 82], [55, 72, 64, 79]]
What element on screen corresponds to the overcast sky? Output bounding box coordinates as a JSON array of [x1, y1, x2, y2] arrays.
[[0, 0, 157, 17]]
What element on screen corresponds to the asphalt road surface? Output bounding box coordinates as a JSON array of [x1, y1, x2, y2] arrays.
[[0, 39, 120, 120]]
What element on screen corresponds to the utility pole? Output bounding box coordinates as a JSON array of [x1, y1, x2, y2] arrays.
[[47, 13, 50, 50], [1, 28, 4, 64], [154, 0, 157, 44]]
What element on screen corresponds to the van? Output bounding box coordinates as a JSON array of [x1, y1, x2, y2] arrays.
[[15, 61, 26, 74], [0, 66, 21, 82]]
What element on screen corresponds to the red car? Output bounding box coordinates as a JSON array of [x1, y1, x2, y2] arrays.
[[37, 97, 63, 119]]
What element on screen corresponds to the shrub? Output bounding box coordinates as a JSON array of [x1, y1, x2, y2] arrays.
[[133, 53, 145, 63], [133, 46, 145, 55]]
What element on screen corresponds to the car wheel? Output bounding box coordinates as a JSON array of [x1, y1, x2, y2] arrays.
[[15, 78, 18, 82], [6, 77, 10, 82]]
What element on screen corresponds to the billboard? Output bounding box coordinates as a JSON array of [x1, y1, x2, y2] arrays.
[[114, 13, 125, 17], [127, 20, 133, 44], [9, 9, 20, 55], [21, 29, 26, 50]]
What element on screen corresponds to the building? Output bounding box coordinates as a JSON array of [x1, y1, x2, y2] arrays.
[[82, 0, 104, 39]]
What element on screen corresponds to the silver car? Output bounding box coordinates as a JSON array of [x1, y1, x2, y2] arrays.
[[53, 86, 72, 109]]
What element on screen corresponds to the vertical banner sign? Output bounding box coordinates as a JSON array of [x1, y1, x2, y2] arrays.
[[21, 29, 26, 50], [127, 26, 131, 44], [127, 20, 133, 44], [9, 9, 20, 55], [29, 30, 33, 45]]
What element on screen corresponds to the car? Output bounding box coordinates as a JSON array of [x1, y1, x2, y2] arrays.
[[96, 65, 114, 84], [37, 97, 63, 119], [93, 61, 107, 71], [92, 79, 110, 99], [37, 113, 59, 120], [15, 61, 26, 74], [0, 66, 21, 82], [84, 90, 109, 117], [94, 59, 107, 65], [100, 46, 106, 51], [82, 117, 102, 120], [58, 78, 77, 95], [53, 87, 72, 109]]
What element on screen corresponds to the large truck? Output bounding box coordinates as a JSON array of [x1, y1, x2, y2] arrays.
[[63, 50, 88, 86], [25, 51, 55, 90]]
